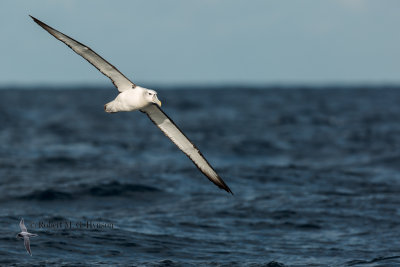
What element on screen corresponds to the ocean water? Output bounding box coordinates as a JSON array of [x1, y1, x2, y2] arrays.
[[1, 87, 400, 266]]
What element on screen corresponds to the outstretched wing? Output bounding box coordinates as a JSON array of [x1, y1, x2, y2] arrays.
[[30, 15, 135, 92], [24, 236, 32, 256], [20, 218, 27, 232], [142, 104, 233, 194]]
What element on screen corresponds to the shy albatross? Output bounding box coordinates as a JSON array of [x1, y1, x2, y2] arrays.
[[30, 16, 232, 194], [16, 218, 38, 256]]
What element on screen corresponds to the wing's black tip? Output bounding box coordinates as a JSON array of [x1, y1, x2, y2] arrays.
[[29, 15, 43, 27], [225, 189, 234, 195], [29, 15, 46, 28], [29, 15, 37, 22], [222, 184, 233, 195], [218, 180, 233, 195]]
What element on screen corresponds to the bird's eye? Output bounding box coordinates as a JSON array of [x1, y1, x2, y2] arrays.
[[148, 92, 152, 95]]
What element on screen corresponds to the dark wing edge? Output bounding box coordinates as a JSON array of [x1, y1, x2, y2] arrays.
[[20, 218, 27, 232], [24, 237, 32, 256], [142, 104, 233, 195], [29, 15, 136, 91]]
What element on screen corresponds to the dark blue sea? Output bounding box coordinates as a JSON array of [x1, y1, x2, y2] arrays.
[[1, 86, 400, 266]]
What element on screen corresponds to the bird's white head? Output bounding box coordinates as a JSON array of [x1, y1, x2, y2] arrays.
[[144, 89, 162, 107]]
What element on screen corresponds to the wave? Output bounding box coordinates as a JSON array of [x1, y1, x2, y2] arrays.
[[17, 181, 161, 201]]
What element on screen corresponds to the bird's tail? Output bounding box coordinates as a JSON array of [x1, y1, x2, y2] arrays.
[[104, 101, 118, 113]]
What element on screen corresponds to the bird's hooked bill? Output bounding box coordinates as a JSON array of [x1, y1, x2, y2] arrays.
[[154, 96, 162, 107]]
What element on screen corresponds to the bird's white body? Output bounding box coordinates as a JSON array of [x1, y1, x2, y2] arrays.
[[105, 86, 160, 113], [17, 232, 37, 238]]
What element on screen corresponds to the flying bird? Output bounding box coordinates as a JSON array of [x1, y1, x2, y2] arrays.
[[16, 218, 38, 256], [30, 16, 232, 194]]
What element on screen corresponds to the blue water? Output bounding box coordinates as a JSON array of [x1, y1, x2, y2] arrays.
[[1, 87, 400, 266]]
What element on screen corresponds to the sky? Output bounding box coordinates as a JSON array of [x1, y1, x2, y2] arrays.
[[1, 0, 400, 87]]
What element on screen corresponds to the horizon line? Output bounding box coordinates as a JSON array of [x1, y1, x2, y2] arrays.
[[1, 81, 400, 90]]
